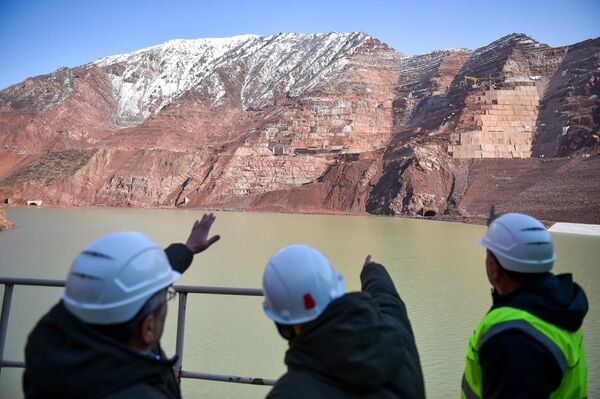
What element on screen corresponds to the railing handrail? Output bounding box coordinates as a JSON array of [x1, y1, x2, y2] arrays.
[[0, 277, 264, 296], [0, 277, 65, 287], [0, 277, 277, 387]]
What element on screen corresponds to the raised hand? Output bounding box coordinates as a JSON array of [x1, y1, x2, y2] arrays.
[[185, 213, 221, 254]]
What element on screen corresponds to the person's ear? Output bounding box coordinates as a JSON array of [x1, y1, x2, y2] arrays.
[[138, 313, 157, 345], [489, 256, 503, 281]]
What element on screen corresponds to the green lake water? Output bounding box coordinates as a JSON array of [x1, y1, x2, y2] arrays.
[[1, 208, 598, 398]]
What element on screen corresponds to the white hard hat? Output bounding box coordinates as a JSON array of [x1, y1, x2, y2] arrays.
[[479, 213, 555, 273], [63, 232, 181, 325], [262, 244, 345, 325]]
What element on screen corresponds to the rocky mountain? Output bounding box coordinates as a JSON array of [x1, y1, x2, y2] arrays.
[[1, 32, 599, 223]]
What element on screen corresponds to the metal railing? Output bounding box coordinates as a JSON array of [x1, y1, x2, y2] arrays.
[[0, 277, 277, 386]]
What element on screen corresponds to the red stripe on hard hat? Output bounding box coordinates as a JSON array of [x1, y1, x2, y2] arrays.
[[303, 293, 316, 309]]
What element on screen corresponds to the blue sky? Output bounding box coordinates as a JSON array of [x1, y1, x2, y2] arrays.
[[1, 0, 599, 90]]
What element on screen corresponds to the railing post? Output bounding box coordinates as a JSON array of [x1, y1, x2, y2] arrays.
[[174, 292, 187, 383], [0, 278, 276, 386], [0, 284, 15, 376]]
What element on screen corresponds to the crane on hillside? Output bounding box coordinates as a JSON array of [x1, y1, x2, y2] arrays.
[[462, 74, 503, 89]]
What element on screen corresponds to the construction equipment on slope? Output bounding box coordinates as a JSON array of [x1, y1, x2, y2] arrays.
[[463, 75, 504, 89]]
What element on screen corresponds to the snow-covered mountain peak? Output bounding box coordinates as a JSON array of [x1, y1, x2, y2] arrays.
[[92, 32, 373, 126], [90, 32, 376, 126], [94, 34, 262, 67]]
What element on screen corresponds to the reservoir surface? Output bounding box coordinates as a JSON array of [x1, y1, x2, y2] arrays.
[[1, 208, 598, 398]]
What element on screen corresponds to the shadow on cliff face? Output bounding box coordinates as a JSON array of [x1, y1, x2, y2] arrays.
[[366, 158, 411, 215], [533, 37, 600, 157]]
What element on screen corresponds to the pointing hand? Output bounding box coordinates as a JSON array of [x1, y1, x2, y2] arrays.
[[486, 205, 498, 227]]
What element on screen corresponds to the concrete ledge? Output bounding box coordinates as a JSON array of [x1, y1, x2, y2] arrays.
[[549, 223, 600, 236]]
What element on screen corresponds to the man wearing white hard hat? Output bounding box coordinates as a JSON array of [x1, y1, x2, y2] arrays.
[[261, 244, 425, 398], [462, 209, 588, 398], [23, 214, 220, 399]]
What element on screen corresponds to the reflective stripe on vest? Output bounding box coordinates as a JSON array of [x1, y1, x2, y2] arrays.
[[480, 319, 568, 375], [462, 306, 587, 399]]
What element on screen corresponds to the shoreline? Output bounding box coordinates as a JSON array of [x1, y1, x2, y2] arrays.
[[3, 203, 493, 226], [0, 207, 16, 230], [6, 204, 600, 234]]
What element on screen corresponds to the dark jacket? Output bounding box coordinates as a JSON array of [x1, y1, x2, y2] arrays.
[[266, 262, 425, 399], [480, 273, 588, 398], [23, 243, 193, 399]]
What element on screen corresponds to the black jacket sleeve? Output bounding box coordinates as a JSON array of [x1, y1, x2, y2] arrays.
[[480, 331, 562, 398], [360, 262, 415, 337], [360, 262, 426, 399], [164, 244, 193, 274]]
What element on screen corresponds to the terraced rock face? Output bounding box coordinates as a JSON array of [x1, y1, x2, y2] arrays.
[[367, 34, 600, 222], [0, 33, 598, 223]]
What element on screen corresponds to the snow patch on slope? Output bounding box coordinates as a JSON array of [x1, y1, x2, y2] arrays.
[[93, 32, 372, 126]]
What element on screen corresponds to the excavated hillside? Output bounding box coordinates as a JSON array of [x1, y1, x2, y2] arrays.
[[368, 34, 600, 223], [0, 33, 598, 223]]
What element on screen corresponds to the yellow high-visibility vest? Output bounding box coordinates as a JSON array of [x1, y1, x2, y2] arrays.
[[462, 306, 587, 398]]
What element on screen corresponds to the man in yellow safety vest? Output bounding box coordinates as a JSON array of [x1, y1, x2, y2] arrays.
[[462, 211, 588, 398]]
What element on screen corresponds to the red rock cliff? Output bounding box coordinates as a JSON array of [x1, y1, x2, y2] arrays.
[[0, 33, 599, 223]]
